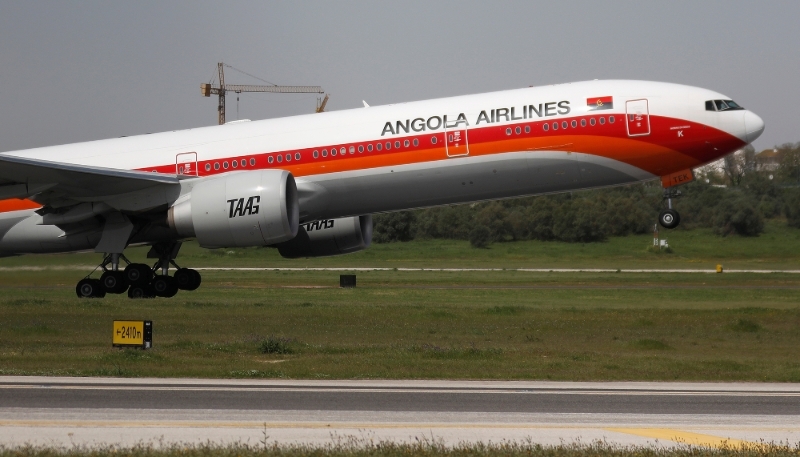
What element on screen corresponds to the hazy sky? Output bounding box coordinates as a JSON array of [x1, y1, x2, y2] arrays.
[[0, 1, 797, 152]]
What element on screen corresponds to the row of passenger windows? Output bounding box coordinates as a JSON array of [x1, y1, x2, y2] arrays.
[[204, 117, 614, 172], [204, 157, 256, 172], [507, 116, 614, 135]]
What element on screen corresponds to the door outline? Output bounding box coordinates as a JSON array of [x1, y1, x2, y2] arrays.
[[626, 99, 651, 137], [176, 152, 198, 176], [444, 126, 470, 157]]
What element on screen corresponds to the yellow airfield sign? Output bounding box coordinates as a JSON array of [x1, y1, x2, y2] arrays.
[[112, 320, 152, 348]]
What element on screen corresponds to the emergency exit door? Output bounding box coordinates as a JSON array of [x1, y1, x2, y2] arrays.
[[444, 127, 469, 157], [176, 152, 198, 176], [626, 99, 650, 137]]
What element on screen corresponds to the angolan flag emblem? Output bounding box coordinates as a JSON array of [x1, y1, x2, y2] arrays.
[[587, 96, 613, 111]]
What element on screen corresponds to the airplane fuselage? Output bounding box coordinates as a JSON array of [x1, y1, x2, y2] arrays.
[[0, 80, 764, 256]]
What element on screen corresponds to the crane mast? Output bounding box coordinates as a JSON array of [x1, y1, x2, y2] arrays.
[[201, 62, 324, 125]]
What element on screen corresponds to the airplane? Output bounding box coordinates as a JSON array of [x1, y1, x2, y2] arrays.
[[0, 80, 764, 298]]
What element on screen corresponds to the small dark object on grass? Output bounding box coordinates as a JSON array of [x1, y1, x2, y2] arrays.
[[340, 275, 356, 288], [469, 225, 491, 248], [731, 319, 761, 333]]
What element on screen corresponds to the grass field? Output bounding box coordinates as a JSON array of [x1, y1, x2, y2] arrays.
[[1, 222, 800, 381]]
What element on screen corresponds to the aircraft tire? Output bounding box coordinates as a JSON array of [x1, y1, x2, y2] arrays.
[[152, 275, 178, 298], [125, 263, 153, 286], [174, 268, 195, 290], [128, 284, 154, 299], [101, 270, 128, 294], [659, 209, 681, 229], [76, 278, 106, 298], [174, 268, 201, 291]]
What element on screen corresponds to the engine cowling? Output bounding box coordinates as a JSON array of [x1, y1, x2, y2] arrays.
[[168, 170, 299, 248], [276, 215, 372, 258]]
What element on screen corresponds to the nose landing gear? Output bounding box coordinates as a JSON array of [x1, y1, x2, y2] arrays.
[[658, 188, 682, 230], [75, 242, 202, 299]]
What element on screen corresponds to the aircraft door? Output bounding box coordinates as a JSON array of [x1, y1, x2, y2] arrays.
[[444, 126, 469, 157], [626, 99, 651, 137], [176, 152, 198, 176]]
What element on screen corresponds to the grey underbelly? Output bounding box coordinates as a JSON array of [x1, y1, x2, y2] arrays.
[[296, 151, 654, 221]]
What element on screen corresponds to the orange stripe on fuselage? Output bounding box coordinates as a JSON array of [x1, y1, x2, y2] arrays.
[[0, 199, 41, 214]]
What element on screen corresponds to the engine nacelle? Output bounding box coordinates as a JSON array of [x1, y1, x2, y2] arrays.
[[276, 215, 372, 258], [168, 170, 299, 248]]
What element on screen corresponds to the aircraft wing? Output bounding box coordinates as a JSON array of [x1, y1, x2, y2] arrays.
[[0, 153, 181, 209]]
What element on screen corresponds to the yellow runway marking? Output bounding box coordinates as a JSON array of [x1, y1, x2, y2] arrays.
[[607, 428, 752, 448]]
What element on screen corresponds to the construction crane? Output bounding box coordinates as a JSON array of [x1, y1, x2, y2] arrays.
[[316, 94, 330, 113], [201, 62, 324, 125]]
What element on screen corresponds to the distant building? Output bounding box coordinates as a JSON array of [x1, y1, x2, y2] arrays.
[[756, 149, 781, 172]]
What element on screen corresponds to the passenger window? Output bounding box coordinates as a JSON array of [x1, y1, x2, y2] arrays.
[[205, 163, 211, 171], [250, 158, 255, 166], [506, 128, 512, 136], [331, 149, 337, 156], [367, 144, 373, 152], [609, 116, 615, 123], [277, 156, 282, 163], [562, 121, 568, 129], [580, 119, 586, 127], [413, 138, 419, 146], [349, 146, 355, 154], [515, 126, 521, 135], [543, 123, 549, 131], [590, 118, 596, 126], [552, 122, 558, 130], [295, 153, 301, 160], [386, 142, 391, 150], [525, 126, 530, 133], [358, 145, 364, 153], [322, 149, 328, 157], [340, 147, 346, 155], [599, 117, 605, 125], [241, 159, 246, 167], [395, 141, 400, 148], [404, 140, 410, 147], [285, 154, 291, 162], [377, 142, 383, 150], [268, 156, 274, 164], [431, 137, 437, 145], [571, 120, 577, 128], [232, 160, 238, 168], [313, 150, 319, 158]]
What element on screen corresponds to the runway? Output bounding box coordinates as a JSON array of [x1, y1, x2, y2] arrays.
[[1, 377, 799, 447]]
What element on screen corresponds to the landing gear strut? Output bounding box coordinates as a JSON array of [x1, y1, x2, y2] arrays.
[[75, 242, 201, 299], [658, 188, 682, 230]]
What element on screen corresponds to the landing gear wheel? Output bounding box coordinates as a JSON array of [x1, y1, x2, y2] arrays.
[[76, 278, 106, 298], [174, 268, 201, 291], [124, 263, 153, 286], [128, 283, 154, 299], [100, 270, 128, 294], [152, 275, 178, 298], [659, 209, 681, 229]]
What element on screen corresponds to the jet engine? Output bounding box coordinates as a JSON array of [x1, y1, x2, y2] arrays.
[[276, 215, 372, 258], [168, 170, 299, 248]]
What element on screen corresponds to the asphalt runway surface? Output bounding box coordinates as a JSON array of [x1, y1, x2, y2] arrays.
[[1, 377, 799, 447]]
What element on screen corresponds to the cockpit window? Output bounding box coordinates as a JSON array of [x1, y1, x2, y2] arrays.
[[706, 99, 745, 111]]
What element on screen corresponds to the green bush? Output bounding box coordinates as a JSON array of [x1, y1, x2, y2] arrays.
[[469, 225, 491, 248]]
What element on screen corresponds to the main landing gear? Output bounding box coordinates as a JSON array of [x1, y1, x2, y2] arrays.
[[75, 242, 201, 299], [658, 188, 682, 230]]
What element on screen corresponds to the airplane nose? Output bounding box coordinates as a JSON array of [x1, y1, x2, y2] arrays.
[[744, 110, 765, 143]]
